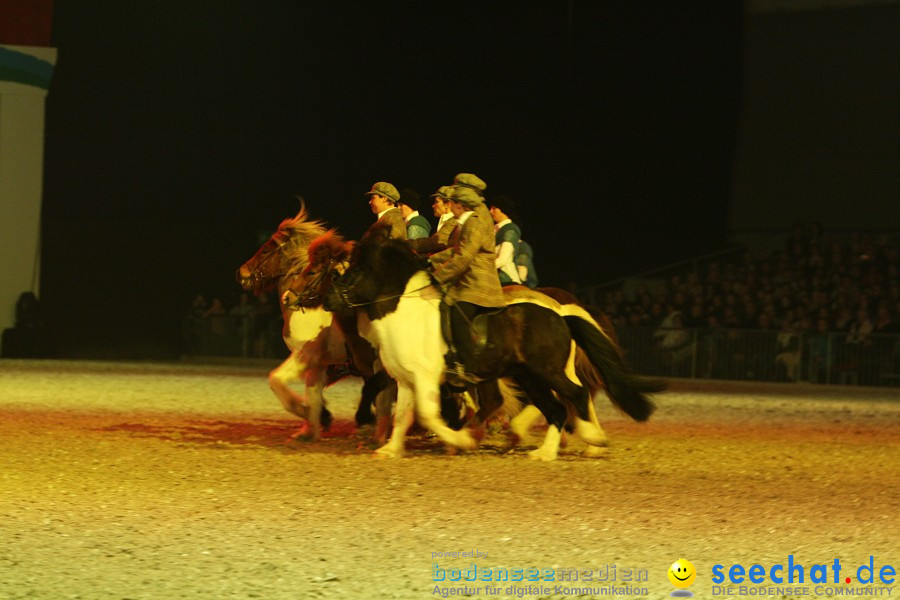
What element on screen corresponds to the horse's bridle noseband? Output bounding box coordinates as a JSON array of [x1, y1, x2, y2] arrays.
[[287, 258, 340, 309], [245, 234, 290, 288]]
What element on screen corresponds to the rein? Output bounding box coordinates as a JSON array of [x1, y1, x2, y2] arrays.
[[285, 259, 338, 308], [333, 279, 435, 309]]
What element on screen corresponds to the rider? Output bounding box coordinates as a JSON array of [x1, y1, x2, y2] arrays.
[[488, 195, 523, 286], [362, 181, 407, 241], [428, 185, 506, 386], [397, 188, 431, 240], [407, 185, 458, 255], [452, 172, 494, 242], [431, 185, 458, 245]]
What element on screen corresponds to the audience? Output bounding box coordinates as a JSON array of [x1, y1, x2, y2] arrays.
[[183, 291, 282, 358], [590, 225, 899, 385], [600, 227, 898, 335]]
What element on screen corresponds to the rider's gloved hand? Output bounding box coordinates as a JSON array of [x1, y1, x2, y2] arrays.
[[425, 263, 449, 294]]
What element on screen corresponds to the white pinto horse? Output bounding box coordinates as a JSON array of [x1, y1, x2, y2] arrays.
[[348, 272, 478, 457], [321, 237, 660, 460]]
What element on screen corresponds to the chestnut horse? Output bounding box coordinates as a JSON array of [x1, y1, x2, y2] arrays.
[[236, 204, 379, 439]]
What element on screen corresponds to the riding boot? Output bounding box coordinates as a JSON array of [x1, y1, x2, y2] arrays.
[[440, 300, 456, 360], [445, 301, 481, 388]]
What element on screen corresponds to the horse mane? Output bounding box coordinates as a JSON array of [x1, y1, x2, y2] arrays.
[[277, 203, 329, 273], [307, 230, 353, 266], [343, 236, 424, 311], [365, 236, 416, 260], [361, 237, 421, 277]]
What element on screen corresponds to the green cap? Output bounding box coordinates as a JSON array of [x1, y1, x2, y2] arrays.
[[450, 186, 483, 209], [365, 181, 400, 204], [453, 173, 487, 194], [430, 185, 453, 201]]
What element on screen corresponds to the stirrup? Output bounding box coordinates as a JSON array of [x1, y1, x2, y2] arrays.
[[445, 362, 481, 389]]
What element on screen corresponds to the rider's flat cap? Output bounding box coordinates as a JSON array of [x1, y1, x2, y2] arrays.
[[365, 182, 400, 203], [430, 185, 453, 201], [450, 185, 483, 209], [453, 173, 486, 195]]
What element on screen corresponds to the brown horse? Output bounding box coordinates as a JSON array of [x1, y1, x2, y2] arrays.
[[236, 203, 379, 439], [502, 286, 622, 455]]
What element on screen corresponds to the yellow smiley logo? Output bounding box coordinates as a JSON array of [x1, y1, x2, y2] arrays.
[[668, 558, 697, 588]]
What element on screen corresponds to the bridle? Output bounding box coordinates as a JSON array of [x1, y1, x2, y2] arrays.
[[245, 233, 293, 289], [287, 258, 343, 308]]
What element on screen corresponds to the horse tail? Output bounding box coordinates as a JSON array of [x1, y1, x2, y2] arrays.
[[573, 346, 605, 399], [561, 307, 664, 422], [497, 377, 526, 417]]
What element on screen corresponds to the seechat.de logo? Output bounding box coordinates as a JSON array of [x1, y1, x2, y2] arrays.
[[711, 556, 896, 586]]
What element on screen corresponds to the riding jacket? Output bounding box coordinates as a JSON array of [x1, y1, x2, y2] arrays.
[[362, 207, 407, 241], [429, 210, 506, 308]]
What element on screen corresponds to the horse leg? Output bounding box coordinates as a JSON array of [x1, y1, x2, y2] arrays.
[[581, 400, 610, 458], [561, 342, 608, 447], [300, 366, 326, 441], [292, 332, 338, 441], [356, 369, 390, 426], [375, 382, 414, 459], [467, 379, 505, 432], [439, 386, 466, 430], [529, 341, 608, 448], [373, 380, 396, 445], [413, 375, 476, 452], [551, 375, 607, 447], [511, 371, 568, 462], [465, 382, 502, 442], [268, 351, 313, 436], [509, 404, 542, 446]]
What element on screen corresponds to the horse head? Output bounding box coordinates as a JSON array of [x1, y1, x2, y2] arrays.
[[323, 235, 423, 313], [236, 201, 328, 294], [282, 230, 354, 309]]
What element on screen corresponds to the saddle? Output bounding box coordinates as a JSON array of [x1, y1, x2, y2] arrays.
[[468, 310, 503, 353], [439, 302, 503, 360]]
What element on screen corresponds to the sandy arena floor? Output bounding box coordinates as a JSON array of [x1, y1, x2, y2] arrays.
[[1, 359, 898, 600]]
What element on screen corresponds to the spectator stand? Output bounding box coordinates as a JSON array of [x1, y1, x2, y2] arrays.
[[576, 226, 900, 387]]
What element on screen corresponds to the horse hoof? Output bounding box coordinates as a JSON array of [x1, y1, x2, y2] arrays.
[[528, 447, 558, 462], [509, 432, 538, 448], [290, 422, 317, 440], [355, 412, 375, 427], [582, 444, 609, 458], [444, 444, 459, 456], [320, 408, 333, 430], [509, 422, 530, 440], [374, 445, 403, 459], [457, 431, 478, 451], [574, 419, 608, 447]]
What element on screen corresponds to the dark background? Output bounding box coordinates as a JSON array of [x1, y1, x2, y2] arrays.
[[40, 1, 745, 357]]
